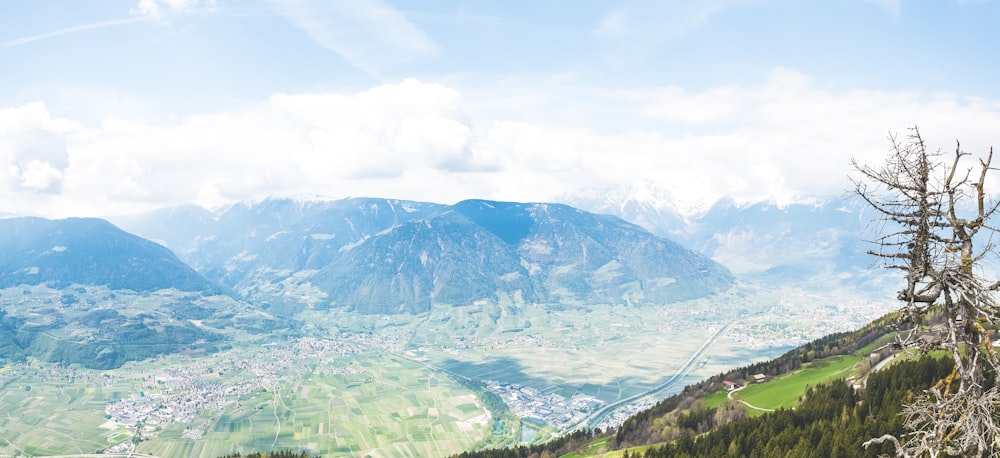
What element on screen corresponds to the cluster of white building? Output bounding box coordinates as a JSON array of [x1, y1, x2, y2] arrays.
[[484, 381, 603, 430], [106, 377, 259, 427], [103, 334, 380, 431], [595, 397, 658, 431]]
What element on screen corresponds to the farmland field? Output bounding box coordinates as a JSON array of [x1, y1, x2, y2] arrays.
[[0, 346, 490, 457], [0, 282, 893, 456]]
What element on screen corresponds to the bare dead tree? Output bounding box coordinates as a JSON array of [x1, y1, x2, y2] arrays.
[[854, 127, 1000, 457]]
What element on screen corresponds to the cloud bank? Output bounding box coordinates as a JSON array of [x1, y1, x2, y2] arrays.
[[0, 71, 998, 218]]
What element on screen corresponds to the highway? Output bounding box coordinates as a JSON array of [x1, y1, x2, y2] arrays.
[[572, 322, 734, 431], [387, 321, 733, 435]]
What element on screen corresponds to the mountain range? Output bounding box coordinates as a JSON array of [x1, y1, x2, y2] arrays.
[[0, 191, 893, 371], [560, 183, 887, 288], [0, 189, 886, 319], [0, 197, 737, 367], [116, 197, 734, 315]]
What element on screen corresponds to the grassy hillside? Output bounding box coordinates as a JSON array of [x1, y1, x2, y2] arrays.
[[629, 355, 953, 457], [450, 311, 964, 458]]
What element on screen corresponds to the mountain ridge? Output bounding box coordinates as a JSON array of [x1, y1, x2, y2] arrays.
[[116, 197, 735, 315], [0, 216, 221, 293]]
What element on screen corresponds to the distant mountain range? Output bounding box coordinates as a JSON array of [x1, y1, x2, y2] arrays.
[[0, 189, 904, 380], [682, 196, 878, 284], [117, 197, 735, 315], [558, 181, 691, 240], [0, 189, 896, 370], [560, 183, 887, 288], [0, 188, 890, 319]]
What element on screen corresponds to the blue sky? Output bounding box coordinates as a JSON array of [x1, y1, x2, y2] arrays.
[[1, 0, 999, 217]]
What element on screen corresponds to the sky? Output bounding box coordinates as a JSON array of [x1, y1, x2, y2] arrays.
[[1, 0, 1000, 218]]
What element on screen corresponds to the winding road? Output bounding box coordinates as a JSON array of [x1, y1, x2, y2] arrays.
[[727, 385, 775, 412]]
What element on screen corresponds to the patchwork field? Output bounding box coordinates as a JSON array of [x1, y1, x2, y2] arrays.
[[0, 282, 894, 456], [0, 347, 489, 457], [0, 374, 113, 456]]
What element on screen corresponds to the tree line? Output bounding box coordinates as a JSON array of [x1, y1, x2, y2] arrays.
[[612, 311, 899, 449], [453, 354, 954, 458], [217, 451, 314, 458], [635, 355, 954, 457], [450, 311, 914, 458]]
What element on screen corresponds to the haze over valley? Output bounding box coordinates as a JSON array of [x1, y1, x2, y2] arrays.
[[0, 191, 898, 456], [2, 1, 998, 456]]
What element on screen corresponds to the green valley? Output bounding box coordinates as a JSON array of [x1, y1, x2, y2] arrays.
[[0, 280, 893, 456]]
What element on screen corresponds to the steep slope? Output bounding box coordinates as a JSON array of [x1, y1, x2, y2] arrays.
[[454, 313, 952, 458], [0, 217, 219, 292], [120, 197, 734, 315], [486, 200, 731, 305], [0, 217, 280, 369], [116, 197, 444, 292], [312, 199, 733, 314], [313, 211, 532, 314]]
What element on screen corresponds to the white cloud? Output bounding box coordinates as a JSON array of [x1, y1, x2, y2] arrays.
[[15, 160, 64, 192], [130, 0, 218, 20], [45, 79, 488, 214], [270, 0, 439, 77], [1, 73, 999, 218], [627, 69, 1000, 209], [394, 116, 473, 168], [266, 78, 483, 180], [0, 103, 78, 196]]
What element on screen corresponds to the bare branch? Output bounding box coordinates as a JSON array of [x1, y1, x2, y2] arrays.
[[853, 126, 1000, 457]]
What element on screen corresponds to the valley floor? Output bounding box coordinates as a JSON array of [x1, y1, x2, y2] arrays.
[[0, 282, 895, 457]]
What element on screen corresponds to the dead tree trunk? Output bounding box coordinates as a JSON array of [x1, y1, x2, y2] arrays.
[[855, 127, 1000, 457]]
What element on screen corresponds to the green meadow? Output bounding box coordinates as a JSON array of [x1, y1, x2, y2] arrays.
[[731, 334, 893, 414], [734, 354, 863, 412]]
